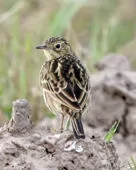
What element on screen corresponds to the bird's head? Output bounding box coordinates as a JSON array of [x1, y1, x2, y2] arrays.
[[36, 37, 74, 60]]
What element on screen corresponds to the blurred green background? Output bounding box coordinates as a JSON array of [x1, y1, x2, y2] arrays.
[[0, 0, 136, 124]]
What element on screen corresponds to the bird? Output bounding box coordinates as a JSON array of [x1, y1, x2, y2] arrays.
[[36, 37, 90, 139]]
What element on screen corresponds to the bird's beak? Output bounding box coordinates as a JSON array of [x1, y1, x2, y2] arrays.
[[36, 44, 47, 49]]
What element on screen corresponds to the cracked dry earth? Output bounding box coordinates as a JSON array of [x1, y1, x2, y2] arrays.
[[0, 99, 119, 170]]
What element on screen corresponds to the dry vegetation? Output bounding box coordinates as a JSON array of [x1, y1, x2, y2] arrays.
[[0, 0, 136, 123]]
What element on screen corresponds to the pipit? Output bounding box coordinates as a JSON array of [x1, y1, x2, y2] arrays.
[[36, 37, 90, 139]]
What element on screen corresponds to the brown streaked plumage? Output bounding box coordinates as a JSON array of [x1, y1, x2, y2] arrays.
[[36, 37, 90, 139]]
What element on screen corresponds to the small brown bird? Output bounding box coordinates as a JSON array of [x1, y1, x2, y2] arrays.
[[36, 37, 90, 139]]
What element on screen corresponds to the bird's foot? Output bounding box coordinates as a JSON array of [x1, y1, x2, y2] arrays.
[[50, 127, 64, 134]]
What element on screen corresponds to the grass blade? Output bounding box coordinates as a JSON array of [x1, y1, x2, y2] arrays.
[[105, 121, 120, 143]]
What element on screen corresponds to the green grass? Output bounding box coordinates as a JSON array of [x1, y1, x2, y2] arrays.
[[0, 0, 136, 121], [49, 1, 87, 36], [128, 157, 136, 170], [105, 121, 120, 143], [105, 122, 136, 170]]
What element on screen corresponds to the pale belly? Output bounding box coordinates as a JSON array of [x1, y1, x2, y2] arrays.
[[43, 90, 62, 115]]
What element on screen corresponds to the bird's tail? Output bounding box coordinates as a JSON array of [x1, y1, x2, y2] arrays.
[[71, 114, 85, 139]]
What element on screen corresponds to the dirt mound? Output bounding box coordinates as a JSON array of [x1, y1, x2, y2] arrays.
[[0, 99, 120, 170], [85, 54, 136, 167]]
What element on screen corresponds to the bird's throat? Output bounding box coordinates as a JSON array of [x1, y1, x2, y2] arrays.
[[43, 50, 54, 60], [43, 49, 61, 60]]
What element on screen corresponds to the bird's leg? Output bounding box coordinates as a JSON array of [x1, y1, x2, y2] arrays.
[[60, 114, 64, 133], [65, 116, 70, 130]]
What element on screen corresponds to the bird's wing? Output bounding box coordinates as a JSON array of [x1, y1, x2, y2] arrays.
[[40, 57, 90, 112], [72, 60, 90, 111]]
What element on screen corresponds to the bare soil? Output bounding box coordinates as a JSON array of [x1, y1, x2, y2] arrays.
[[0, 99, 119, 170], [85, 54, 136, 169]]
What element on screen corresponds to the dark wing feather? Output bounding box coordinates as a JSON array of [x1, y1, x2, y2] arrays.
[[72, 60, 90, 110]]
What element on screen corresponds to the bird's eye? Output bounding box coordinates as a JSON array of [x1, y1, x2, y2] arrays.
[[55, 43, 61, 49]]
